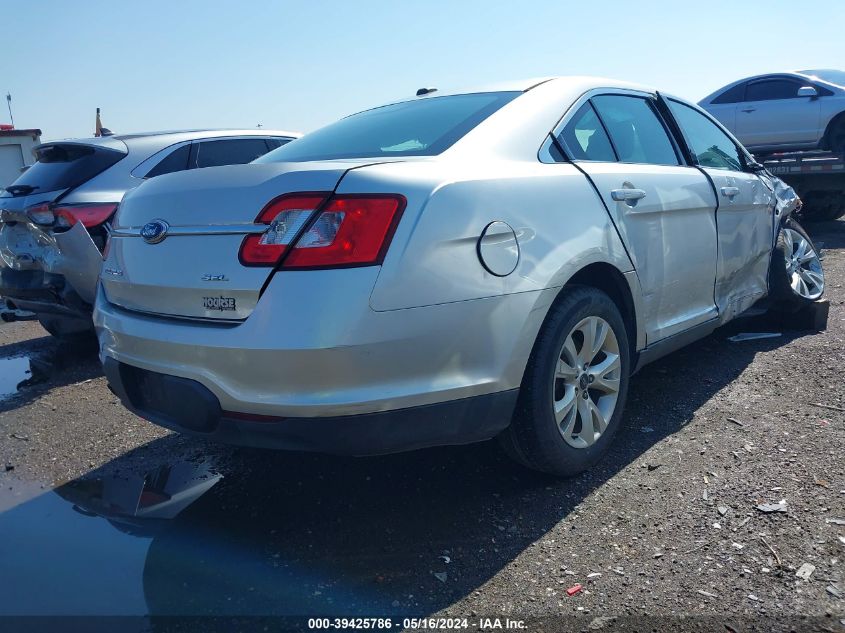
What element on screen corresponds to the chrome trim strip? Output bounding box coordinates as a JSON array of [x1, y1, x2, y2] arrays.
[[111, 223, 267, 237], [112, 302, 244, 325]]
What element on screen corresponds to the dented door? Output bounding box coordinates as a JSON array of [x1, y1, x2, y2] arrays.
[[706, 169, 774, 321], [665, 99, 775, 322]]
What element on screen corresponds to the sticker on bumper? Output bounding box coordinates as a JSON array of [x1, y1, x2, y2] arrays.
[[203, 296, 236, 311]]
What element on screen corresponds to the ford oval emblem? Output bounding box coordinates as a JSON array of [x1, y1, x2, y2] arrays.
[[141, 219, 169, 244]]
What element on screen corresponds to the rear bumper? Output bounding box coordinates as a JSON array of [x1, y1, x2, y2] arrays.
[[104, 357, 517, 455], [0, 267, 91, 318], [0, 221, 103, 318], [95, 267, 551, 418]]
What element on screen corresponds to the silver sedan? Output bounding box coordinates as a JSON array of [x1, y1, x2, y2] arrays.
[[699, 70, 845, 153], [0, 130, 299, 338], [95, 77, 824, 476]]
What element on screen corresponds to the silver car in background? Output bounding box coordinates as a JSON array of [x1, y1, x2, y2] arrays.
[[0, 129, 299, 337], [700, 69, 845, 153], [95, 77, 824, 476]]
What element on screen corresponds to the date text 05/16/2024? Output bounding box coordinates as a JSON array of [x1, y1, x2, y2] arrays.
[[307, 618, 527, 630]]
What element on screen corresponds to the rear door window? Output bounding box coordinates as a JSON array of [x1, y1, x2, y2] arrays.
[[145, 144, 191, 178], [667, 100, 745, 171], [745, 79, 802, 101], [557, 102, 616, 162], [192, 138, 273, 168], [591, 95, 680, 166]]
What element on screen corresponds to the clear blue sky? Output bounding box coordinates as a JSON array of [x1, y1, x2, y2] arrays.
[[2, 0, 843, 141]]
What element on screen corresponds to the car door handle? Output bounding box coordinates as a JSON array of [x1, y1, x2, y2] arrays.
[[610, 188, 646, 202], [721, 186, 740, 198], [741, 107, 756, 113]]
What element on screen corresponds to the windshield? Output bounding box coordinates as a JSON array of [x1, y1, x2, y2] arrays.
[[799, 69, 845, 87], [255, 92, 520, 163]]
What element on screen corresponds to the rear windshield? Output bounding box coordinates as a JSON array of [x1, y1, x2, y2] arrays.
[[4, 143, 125, 195], [255, 92, 520, 162]]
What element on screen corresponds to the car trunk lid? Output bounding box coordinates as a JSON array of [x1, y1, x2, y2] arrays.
[[102, 160, 374, 321]]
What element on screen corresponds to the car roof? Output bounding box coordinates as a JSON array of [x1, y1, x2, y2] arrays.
[[113, 128, 301, 141], [390, 76, 657, 107], [37, 128, 301, 152]]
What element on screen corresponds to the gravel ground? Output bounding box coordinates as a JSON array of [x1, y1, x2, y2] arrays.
[[0, 219, 843, 633]]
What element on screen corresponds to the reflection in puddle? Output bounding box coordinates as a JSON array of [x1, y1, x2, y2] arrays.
[[0, 477, 151, 617], [0, 355, 31, 400], [57, 459, 222, 536], [0, 459, 221, 617], [0, 442, 541, 620]]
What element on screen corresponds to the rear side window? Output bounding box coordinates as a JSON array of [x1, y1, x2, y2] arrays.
[[6, 143, 125, 194], [712, 83, 746, 104], [558, 102, 616, 161], [746, 79, 802, 101], [255, 92, 520, 162], [265, 138, 291, 151], [145, 144, 191, 178], [591, 95, 680, 166], [667, 100, 744, 171], [192, 138, 273, 168]]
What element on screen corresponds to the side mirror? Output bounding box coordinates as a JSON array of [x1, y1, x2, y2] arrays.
[[797, 86, 819, 99]]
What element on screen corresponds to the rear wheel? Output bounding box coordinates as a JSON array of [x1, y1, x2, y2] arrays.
[[501, 286, 631, 477], [828, 116, 845, 153], [769, 218, 825, 309]]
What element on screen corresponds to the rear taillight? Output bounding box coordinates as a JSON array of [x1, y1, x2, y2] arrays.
[[239, 193, 329, 267], [239, 193, 406, 269], [25, 203, 54, 225], [282, 195, 405, 269], [53, 203, 118, 229]]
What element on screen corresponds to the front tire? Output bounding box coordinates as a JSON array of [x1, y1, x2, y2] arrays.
[[501, 286, 631, 477], [798, 192, 845, 223], [769, 218, 825, 309]]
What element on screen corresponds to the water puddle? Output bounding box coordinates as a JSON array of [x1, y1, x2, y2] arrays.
[[0, 356, 31, 400], [0, 441, 537, 622], [0, 459, 221, 618]]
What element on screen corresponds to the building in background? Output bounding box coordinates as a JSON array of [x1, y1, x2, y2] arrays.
[[0, 127, 42, 189]]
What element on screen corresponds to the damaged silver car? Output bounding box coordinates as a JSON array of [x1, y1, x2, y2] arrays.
[[95, 78, 825, 476], [0, 129, 299, 337]]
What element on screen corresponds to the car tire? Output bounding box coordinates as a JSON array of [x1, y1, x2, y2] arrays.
[[769, 218, 825, 309], [37, 314, 95, 341], [798, 192, 845, 222], [828, 116, 845, 154], [501, 286, 631, 477]]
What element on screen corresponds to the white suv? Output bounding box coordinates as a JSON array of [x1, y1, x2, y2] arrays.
[[699, 70, 845, 153]]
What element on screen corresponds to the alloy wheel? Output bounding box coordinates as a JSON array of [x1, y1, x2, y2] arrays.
[[553, 316, 622, 449], [782, 228, 824, 300]]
